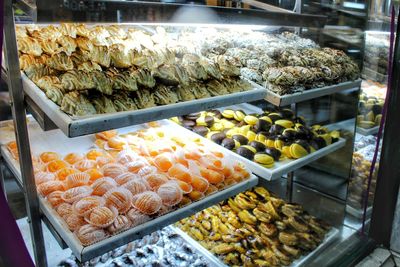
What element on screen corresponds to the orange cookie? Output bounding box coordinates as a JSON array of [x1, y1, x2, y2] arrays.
[[132, 191, 162, 215], [85, 206, 118, 228], [127, 208, 151, 227], [157, 181, 183, 207], [46, 190, 64, 207], [47, 160, 69, 173], [91, 177, 117, 196], [56, 168, 78, 181], [85, 168, 103, 182], [74, 159, 97, 172], [56, 203, 73, 217], [61, 186, 93, 203], [65, 172, 90, 188], [35, 171, 56, 185], [114, 172, 140, 186], [104, 188, 133, 213], [191, 175, 209, 193], [123, 178, 149, 196], [64, 213, 86, 231], [143, 173, 168, 190], [72, 196, 105, 217], [37, 180, 64, 196], [86, 149, 105, 160], [107, 215, 131, 234], [64, 153, 83, 165], [40, 152, 60, 164], [101, 163, 127, 178], [75, 224, 108, 246]]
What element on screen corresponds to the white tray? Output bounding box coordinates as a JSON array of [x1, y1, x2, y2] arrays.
[[0, 118, 258, 262], [170, 103, 347, 181], [21, 73, 266, 137], [250, 79, 362, 107], [173, 224, 340, 267]]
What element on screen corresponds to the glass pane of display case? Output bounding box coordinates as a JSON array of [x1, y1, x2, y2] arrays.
[[1, 0, 399, 266]]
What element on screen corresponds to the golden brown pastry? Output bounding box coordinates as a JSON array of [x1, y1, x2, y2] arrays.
[[153, 85, 179, 105], [61, 70, 95, 91], [132, 89, 156, 109], [206, 79, 229, 96], [19, 54, 37, 70], [129, 68, 156, 88], [45, 52, 74, 71], [60, 91, 97, 116], [76, 24, 90, 37], [30, 25, 62, 40], [131, 50, 156, 70], [17, 37, 42, 56], [91, 95, 117, 114], [110, 44, 132, 68], [77, 61, 102, 72], [15, 25, 28, 38], [192, 83, 211, 99], [105, 25, 127, 39], [215, 55, 241, 77], [39, 39, 61, 55], [45, 87, 64, 105], [36, 76, 63, 93], [106, 68, 137, 91], [70, 51, 90, 66], [200, 57, 222, 80], [175, 84, 196, 101], [24, 64, 53, 82], [90, 45, 111, 68], [88, 26, 111, 46], [112, 91, 137, 112], [92, 71, 113, 95], [57, 35, 77, 56], [60, 23, 77, 38], [76, 37, 94, 52]]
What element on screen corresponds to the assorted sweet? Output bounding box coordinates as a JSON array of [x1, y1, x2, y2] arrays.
[[58, 227, 211, 267], [357, 80, 386, 129], [171, 107, 340, 168], [177, 187, 330, 266], [176, 28, 360, 95], [362, 33, 389, 81], [16, 24, 251, 116], [8, 125, 250, 246]]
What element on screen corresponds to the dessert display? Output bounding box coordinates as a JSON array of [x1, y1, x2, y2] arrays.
[[171, 107, 341, 168], [16, 24, 251, 116], [176, 187, 331, 266], [177, 28, 360, 95], [357, 80, 386, 129], [362, 32, 389, 80], [6, 125, 251, 246], [58, 227, 211, 266]]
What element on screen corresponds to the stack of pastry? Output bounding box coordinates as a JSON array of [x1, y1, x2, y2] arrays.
[[7, 126, 250, 246], [16, 24, 250, 116]]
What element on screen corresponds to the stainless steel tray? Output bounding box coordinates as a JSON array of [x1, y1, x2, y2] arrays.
[[250, 79, 362, 106], [169, 103, 347, 180], [172, 225, 340, 267], [346, 205, 373, 219], [21, 73, 266, 137], [0, 117, 258, 262], [356, 126, 379, 136]]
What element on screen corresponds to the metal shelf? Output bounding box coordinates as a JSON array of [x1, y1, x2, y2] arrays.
[[173, 220, 340, 266], [19, 0, 327, 28], [169, 103, 347, 181], [356, 125, 379, 136], [21, 74, 266, 137], [0, 117, 258, 262], [256, 79, 362, 107], [346, 205, 373, 219]]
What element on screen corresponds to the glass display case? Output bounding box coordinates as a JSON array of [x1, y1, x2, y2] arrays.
[[0, 0, 399, 266]]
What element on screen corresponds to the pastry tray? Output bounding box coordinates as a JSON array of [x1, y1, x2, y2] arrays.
[[21, 73, 267, 138], [0, 118, 258, 262], [172, 222, 340, 266], [250, 79, 362, 107], [169, 103, 347, 181], [356, 125, 379, 136], [346, 205, 373, 219]]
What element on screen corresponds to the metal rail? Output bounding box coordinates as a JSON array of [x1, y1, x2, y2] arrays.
[[3, 0, 47, 265]]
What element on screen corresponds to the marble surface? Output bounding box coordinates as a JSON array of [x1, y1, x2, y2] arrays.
[[390, 185, 400, 253]]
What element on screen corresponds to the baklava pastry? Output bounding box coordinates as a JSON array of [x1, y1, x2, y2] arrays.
[[90, 45, 111, 68], [65, 172, 91, 188], [192, 83, 211, 99], [47, 159, 69, 173], [60, 91, 97, 116], [216, 55, 241, 77], [127, 208, 151, 227], [72, 196, 105, 217], [76, 24, 90, 37], [175, 84, 196, 101], [104, 187, 133, 213], [110, 44, 132, 68], [60, 23, 77, 38], [76, 36, 94, 52], [40, 152, 61, 164], [114, 172, 140, 185], [206, 79, 229, 96], [64, 213, 86, 231], [129, 68, 156, 88], [105, 25, 127, 39], [132, 89, 156, 109], [45, 87, 64, 105], [200, 57, 222, 80], [16, 25, 28, 38], [35, 171, 56, 185], [56, 203, 73, 217], [107, 68, 138, 91], [17, 37, 42, 56], [56, 167, 78, 181], [112, 91, 138, 112], [19, 54, 38, 70], [92, 71, 113, 95], [88, 26, 111, 46], [36, 76, 63, 93], [37, 180, 65, 197], [64, 153, 84, 165], [157, 181, 183, 207], [74, 159, 97, 172], [24, 64, 53, 82], [153, 85, 179, 105], [61, 185, 93, 203], [39, 39, 61, 55], [132, 191, 162, 215], [101, 163, 126, 179], [143, 173, 169, 190], [61, 70, 95, 91], [46, 190, 64, 207], [75, 224, 108, 246], [45, 52, 74, 71], [107, 214, 131, 234], [123, 178, 149, 196], [91, 177, 117, 196], [77, 61, 102, 72]]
